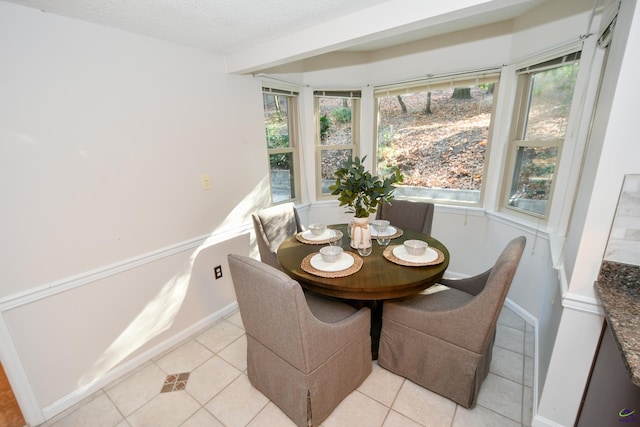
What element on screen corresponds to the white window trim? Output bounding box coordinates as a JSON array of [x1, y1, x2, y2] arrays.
[[500, 46, 583, 222], [263, 86, 302, 204], [499, 37, 606, 234], [546, 36, 607, 234], [314, 91, 360, 199], [373, 69, 501, 207]]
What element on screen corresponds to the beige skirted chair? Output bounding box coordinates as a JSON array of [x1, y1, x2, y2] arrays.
[[378, 236, 526, 408], [375, 199, 435, 235], [228, 254, 372, 427], [252, 202, 304, 270]]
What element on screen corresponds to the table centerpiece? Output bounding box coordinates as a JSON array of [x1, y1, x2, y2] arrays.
[[329, 155, 403, 251]]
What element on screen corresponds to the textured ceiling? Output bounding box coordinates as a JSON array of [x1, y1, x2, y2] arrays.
[[4, 0, 555, 73], [3, 0, 391, 54]]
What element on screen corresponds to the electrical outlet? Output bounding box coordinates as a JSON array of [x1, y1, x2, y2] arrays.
[[214, 265, 223, 279], [200, 174, 212, 190]]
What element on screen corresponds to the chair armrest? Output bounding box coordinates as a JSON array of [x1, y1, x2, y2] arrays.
[[440, 268, 491, 296]]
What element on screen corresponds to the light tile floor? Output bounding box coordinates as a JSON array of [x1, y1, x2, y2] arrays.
[[40, 306, 534, 427]]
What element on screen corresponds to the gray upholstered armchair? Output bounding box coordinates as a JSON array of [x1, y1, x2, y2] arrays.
[[252, 202, 304, 269], [378, 236, 526, 408], [375, 199, 435, 235], [228, 254, 372, 427]]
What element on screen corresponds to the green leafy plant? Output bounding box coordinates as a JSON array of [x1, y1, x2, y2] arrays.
[[265, 123, 289, 149], [320, 114, 331, 140], [331, 107, 352, 123], [329, 155, 403, 218]]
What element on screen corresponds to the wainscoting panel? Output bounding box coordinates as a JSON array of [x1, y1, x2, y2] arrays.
[[0, 229, 250, 424]]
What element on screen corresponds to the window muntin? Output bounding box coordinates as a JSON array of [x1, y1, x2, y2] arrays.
[[375, 73, 499, 205], [263, 88, 300, 203], [504, 55, 580, 218], [315, 91, 360, 196]]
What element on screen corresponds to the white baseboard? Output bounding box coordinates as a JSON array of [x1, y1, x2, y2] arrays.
[[41, 302, 238, 421], [532, 413, 571, 427]]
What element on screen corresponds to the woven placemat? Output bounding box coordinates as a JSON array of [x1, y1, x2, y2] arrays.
[[296, 230, 342, 245], [383, 245, 445, 267], [301, 252, 363, 278]]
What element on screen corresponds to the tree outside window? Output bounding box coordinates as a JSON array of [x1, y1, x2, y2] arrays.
[[375, 72, 499, 205]]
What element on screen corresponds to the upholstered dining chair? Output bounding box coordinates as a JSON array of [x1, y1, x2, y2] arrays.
[[228, 254, 372, 427], [375, 199, 435, 235], [378, 236, 526, 408], [252, 202, 304, 270]]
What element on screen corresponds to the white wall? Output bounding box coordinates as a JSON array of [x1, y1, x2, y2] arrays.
[[0, 2, 270, 423], [0, 3, 268, 295]]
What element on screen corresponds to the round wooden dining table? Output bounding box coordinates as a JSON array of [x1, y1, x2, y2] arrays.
[[277, 223, 450, 357]]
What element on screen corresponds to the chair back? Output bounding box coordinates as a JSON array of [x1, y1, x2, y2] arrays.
[[252, 202, 303, 268], [473, 236, 526, 347], [376, 199, 434, 235], [228, 254, 308, 370]]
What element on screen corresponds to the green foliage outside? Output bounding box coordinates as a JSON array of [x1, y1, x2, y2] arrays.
[[320, 114, 331, 140], [513, 147, 557, 201], [377, 126, 398, 177], [265, 122, 292, 170], [319, 107, 351, 141], [531, 63, 579, 115], [265, 122, 289, 149], [331, 107, 352, 123]]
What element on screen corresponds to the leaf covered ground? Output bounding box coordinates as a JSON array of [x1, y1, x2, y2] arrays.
[[320, 88, 492, 190]]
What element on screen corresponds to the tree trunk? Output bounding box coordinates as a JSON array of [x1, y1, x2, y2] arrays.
[[274, 95, 281, 115], [452, 88, 472, 99], [396, 95, 407, 113], [424, 92, 432, 115]]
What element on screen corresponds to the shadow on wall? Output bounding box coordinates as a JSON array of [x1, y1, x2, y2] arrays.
[[79, 176, 272, 388]]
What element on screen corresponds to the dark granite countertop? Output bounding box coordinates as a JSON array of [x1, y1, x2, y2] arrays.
[[595, 261, 640, 387]]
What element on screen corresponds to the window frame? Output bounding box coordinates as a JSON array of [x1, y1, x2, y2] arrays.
[[262, 86, 301, 204], [314, 90, 361, 199], [501, 53, 581, 220], [373, 70, 501, 207]]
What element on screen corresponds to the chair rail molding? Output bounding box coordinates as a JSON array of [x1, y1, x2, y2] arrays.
[[562, 291, 604, 316], [0, 223, 253, 312]]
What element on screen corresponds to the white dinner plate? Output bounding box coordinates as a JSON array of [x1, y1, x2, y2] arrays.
[[392, 245, 439, 264], [370, 225, 397, 237], [301, 229, 336, 241], [309, 253, 355, 272]]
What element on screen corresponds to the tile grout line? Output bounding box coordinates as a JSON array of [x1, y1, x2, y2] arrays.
[[44, 308, 534, 427]]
